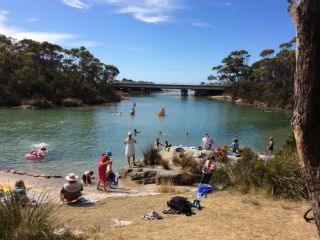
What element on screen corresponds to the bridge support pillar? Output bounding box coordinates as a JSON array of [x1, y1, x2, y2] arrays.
[[142, 88, 150, 95], [181, 89, 188, 96]]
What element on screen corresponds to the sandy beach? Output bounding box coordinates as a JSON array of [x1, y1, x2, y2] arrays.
[[1, 169, 318, 240]]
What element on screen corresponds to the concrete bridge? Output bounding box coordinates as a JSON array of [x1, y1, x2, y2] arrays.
[[112, 82, 225, 96]]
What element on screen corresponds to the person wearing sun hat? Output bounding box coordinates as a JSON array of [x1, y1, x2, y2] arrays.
[[97, 151, 112, 192], [60, 173, 83, 203], [124, 132, 137, 167]]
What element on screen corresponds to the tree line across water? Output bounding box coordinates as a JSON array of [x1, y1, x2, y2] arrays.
[[0, 34, 120, 107], [208, 38, 296, 109]]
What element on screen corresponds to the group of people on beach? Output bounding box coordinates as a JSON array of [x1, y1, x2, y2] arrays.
[[59, 150, 117, 203]]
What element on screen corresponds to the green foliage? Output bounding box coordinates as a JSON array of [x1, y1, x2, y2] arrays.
[[209, 39, 295, 109], [143, 144, 162, 166], [228, 148, 266, 193], [281, 132, 296, 152], [215, 148, 227, 162], [264, 149, 308, 199], [211, 167, 230, 185], [214, 134, 308, 200], [0, 35, 120, 107], [211, 50, 251, 84], [0, 194, 80, 240]]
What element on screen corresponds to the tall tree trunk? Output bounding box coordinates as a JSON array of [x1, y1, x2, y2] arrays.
[[290, 0, 320, 236]]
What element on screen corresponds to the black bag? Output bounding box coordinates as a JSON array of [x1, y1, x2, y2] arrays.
[[167, 196, 192, 216]]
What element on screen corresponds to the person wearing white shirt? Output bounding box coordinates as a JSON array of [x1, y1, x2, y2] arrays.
[[201, 133, 214, 150]]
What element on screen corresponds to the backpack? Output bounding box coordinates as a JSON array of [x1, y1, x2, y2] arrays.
[[167, 196, 192, 216]]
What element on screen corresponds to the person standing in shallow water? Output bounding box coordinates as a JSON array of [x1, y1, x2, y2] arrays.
[[124, 132, 137, 167], [267, 136, 274, 154], [201, 133, 214, 150]]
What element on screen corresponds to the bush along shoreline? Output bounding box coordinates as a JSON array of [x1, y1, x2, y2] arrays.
[[0, 34, 121, 108], [212, 134, 308, 200], [208, 38, 296, 110]]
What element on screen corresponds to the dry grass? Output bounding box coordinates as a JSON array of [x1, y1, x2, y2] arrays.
[[56, 191, 318, 240], [160, 159, 170, 170], [158, 179, 176, 193], [172, 154, 181, 166]]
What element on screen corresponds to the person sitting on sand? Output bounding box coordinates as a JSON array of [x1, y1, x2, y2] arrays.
[[82, 170, 94, 185], [230, 138, 240, 153], [60, 173, 83, 203], [106, 160, 118, 189], [11, 180, 30, 204], [164, 140, 172, 151], [97, 151, 112, 192]]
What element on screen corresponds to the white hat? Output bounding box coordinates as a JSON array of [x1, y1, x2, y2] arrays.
[[65, 173, 78, 181], [128, 132, 132, 136]]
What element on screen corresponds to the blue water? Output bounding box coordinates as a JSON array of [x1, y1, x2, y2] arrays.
[[0, 92, 291, 176]]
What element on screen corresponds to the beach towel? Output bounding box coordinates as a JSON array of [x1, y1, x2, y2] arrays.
[[66, 197, 97, 205], [197, 184, 214, 197]]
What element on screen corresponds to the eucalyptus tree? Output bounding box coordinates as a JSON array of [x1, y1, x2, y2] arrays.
[[289, 0, 320, 236], [210, 50, 251, 84]]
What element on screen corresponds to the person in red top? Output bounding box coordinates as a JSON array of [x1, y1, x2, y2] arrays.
[[97, 151, 112, 192]]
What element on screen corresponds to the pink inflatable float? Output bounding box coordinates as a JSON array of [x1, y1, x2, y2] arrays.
[[24, 151, 45, 160]]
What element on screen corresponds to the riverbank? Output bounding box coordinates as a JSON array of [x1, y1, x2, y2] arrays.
[[209, 94, 292, 111], [0, 170, 162, 203], [0, 169, 317, 239]]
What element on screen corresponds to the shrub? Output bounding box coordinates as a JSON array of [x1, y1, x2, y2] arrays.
[[229, 148, 266, 193], [172, 154, 181, 166], [265, 149, 308, 199], [0, 194, 80, 240], [160, 159, 170, 170], [211, 167, 230, 185], [178, 154, 201, 174], [143, 144, 162, 166], [215, 148, 227, 162]]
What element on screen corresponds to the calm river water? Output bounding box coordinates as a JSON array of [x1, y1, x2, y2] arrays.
[[0, 92, 291, 176]]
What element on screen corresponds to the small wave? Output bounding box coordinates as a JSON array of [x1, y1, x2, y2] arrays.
[[31, 142, 49, 149]]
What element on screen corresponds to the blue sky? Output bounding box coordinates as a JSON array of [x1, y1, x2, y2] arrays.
[[0, 0, 295, 84]]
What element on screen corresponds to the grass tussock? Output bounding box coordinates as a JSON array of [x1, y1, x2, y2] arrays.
[[264, 149, 308, 199], [160, 159, 170, 170], [172, 154, 181, 166], [0, 193, 81, 240], [143, 144, 162, 166], [158, 179, 176, 193], [173, 152, 201, 174], [215, 147, 228, 162]]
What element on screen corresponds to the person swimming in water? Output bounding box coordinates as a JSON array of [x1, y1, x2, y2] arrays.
[[133, 129, 140, 135]]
